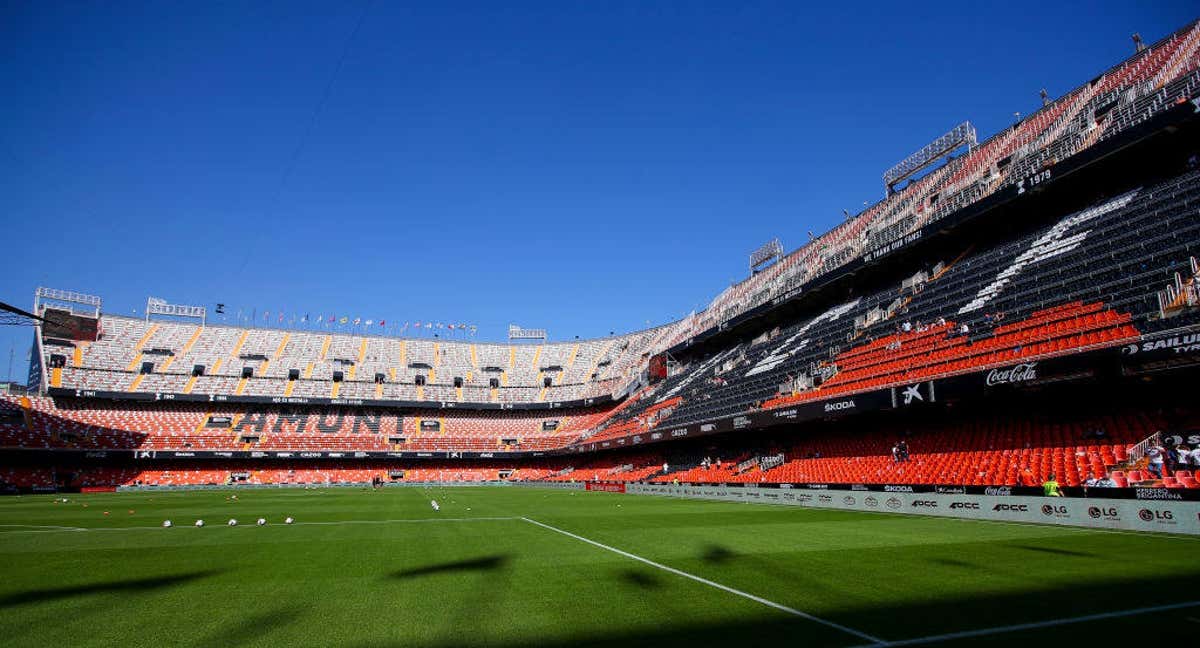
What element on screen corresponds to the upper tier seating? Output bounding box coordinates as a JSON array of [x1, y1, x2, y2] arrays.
[[590, 169, 1200, 443]]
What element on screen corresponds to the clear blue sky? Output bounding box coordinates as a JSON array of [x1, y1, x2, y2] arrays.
[[2, 1, 1196, 381]]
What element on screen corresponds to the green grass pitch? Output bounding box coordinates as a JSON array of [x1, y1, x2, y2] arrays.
[[0, 486, 1196, 647]]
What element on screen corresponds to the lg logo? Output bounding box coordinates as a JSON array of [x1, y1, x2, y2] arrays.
[[1139, 509, 1174, 522], [1088, 506, 1118, 519]]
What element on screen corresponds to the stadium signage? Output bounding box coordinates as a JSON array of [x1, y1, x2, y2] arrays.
[[1164, 433, 1200, 447], [884, 485, 914, 493], [1134, 488, 1183, 501], [626, 485, 1200, 535], [1041, 504, 1069, 518], [1121, 333, 1200, 356], [670, 428, 688, 438], [984, 487, 1013, 496], [1016, 168, 1052, 194], [823, 400, 855, 412], [47, 387, 615, 413], [985, 362, 1038, 386], [863, 231, 923, 263], [1138, 508, 1176, 525]]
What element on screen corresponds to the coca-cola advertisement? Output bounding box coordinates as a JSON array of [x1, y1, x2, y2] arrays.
[[585, 482, 627, 493], [985, 362, 1038, 386]]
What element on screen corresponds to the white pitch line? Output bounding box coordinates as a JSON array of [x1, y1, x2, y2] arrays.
[[857, 600, 1200, 647], [520, 516, 884, 644], [291, 516, 518, 527], [0, 524, 87, 532]]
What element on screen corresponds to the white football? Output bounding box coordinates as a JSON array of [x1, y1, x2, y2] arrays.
[[256, 518, 266, 526], [162, 520, 172, 528], [227, 519, 238, 526], [284, 517, 294, 524], [195, 519, 205, 527]]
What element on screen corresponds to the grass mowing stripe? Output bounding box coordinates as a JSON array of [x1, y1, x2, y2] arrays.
[[0, 516, 519, 534], [860, 600, 1200, 647], [520, 516, 885, 644]]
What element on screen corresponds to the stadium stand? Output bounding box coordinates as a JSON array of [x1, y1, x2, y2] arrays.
[[6, 20, 1200, 494]]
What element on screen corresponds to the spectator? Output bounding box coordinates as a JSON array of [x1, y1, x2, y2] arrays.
[[1145, 441, 1166, 479], [1042, 473, 1064, 497], [897, 440, 910, 462], [1094, 474, 1117, 488], [1190, 445, 1200, 472], [1166, 442, 1186, 476], [1083, 473, 1098, 488], [1174, 445, 1190, 471], [891, 444, 901, 463]]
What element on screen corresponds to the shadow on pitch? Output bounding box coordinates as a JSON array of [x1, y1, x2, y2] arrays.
[[390, 555, 510, 579], [619, 569, 663, 589], [701, 544, 737, 564], [928, 556, 982, 569], [0, 570, 222, 608], [1009, 544, 1094, 558], [201, 605, 303, 644]]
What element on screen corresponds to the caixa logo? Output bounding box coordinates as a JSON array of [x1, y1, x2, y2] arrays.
[[1138, 508, 1175, 523], [992, 503, 1029, 512], [986, 362, 1038, 386], [886, 497, 902, 509], [842, 496, 856, 506], [864, 496, 879, 508], [1087, 506, 1118, 519], [949, 502, 979, 510], [911, 500, 938, 508]]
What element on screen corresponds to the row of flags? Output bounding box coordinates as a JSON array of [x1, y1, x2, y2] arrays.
[[215, 309, 478, 336]]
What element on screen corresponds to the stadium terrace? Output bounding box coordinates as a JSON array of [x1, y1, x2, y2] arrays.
[[0, 18, 1195, 498]]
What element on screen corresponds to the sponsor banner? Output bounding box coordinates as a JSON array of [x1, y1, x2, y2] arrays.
[[585, 482, 627, 493], [625, 484, 1200, 535], [1119, 332, 1200, 360], [46, 387, 614, 413]]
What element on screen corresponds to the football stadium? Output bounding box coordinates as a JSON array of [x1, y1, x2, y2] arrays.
[[3, 5, 1200, 647]]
